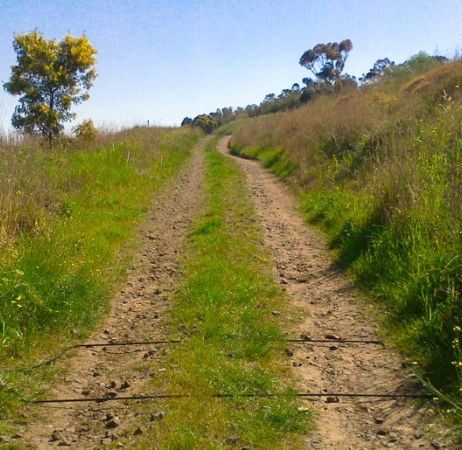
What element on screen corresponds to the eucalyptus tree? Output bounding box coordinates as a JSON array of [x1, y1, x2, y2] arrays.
[[299, 39, 353, 85]]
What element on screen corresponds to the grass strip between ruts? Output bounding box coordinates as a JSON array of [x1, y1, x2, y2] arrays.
[[134, 137, 313, 449]]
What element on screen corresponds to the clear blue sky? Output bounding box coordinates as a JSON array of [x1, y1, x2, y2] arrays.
[[1, 0, 461, 130]]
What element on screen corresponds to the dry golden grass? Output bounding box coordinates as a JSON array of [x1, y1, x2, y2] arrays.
[[0, 125, 180, 245], [230, 60, 462, 400]]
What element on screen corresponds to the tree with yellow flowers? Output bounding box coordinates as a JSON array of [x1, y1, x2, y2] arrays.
[[3, 30, 97, 148]]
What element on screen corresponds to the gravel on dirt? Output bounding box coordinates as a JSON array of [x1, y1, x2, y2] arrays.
[[11, 135, 450, 449], [218, 136, 444, 450]]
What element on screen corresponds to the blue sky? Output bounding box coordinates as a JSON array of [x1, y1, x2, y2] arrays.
[[1, 0, 461, 130]]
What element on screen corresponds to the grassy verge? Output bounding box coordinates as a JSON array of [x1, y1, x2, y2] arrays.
[[0, 126, 201, 426], [132, 137, 313, 449], [229, 63, 462, 430]]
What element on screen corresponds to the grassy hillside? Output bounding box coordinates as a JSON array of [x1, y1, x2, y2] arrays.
[[0, 126, 201, 418], [230, 59, 462, 405]]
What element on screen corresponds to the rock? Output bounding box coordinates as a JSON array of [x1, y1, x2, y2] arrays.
[[106, 417, 120, 429], [325, 396, 339, 403], [0, 436, 11, 443], [284, 349, 294, 357], [293, 361, 302, 367], [105, 391, 118, 398], [324, 334, 341, 341], [271, 310, 281, 316], [105, 412, 117, 421], [120, 380, 131, 390], [133, 427, 144, 435], [150, 411, 165, 420], [51, 431, 66, 442], [374, 417, 385, 424], [225, 434, 240, 444], [431, 442, 443, 449]]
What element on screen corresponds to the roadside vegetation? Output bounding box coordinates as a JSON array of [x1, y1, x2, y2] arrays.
[[229, 55, 462, 416], [0, 125, 201, 423], [133, 137, 313, 449]]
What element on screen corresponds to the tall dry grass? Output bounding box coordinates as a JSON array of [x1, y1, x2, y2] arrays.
[[230, 60, 462, 400], [0, 125, 181, 247]]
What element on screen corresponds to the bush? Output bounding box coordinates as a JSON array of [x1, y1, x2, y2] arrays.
[[72, 119, 99, 144]]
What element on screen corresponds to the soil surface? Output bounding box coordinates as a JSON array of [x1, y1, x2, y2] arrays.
[[18, 137, 207, 449], [9, 136, 449, 449], [218, 137, 445, 450]]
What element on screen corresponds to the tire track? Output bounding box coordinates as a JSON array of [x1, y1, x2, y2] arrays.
[[19, 137, 208, 449], [218, 136, 440, 450]]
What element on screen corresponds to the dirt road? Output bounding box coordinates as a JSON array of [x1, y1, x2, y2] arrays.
[[218, 136, 439, 450], [15, 136, 442, 449], [20, 137, 207, 449]]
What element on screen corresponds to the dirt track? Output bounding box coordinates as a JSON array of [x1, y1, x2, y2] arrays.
[[19, 137, 207, 449], [14, 136, 444, 449], [218, 137, 441, 449]]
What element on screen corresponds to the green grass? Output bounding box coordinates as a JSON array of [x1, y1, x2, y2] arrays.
[[133, 137, 313, 449], [0, 126, 200, 421], [228, 65, 462, 423]]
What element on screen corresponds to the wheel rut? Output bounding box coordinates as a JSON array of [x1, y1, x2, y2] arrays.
[[218, 136, 438, 450], [20, 137, 208, 449], [16, 135, 442, 449]]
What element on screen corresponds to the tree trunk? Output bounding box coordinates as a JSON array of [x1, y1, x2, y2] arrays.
[[49, 90, 54, 149]]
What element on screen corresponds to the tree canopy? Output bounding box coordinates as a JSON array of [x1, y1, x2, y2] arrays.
[[361, 58, 395, 83], [3, 30, 97, 147], [299, 40, 353, 85]]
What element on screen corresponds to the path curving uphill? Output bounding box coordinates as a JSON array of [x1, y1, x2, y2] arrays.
[[15, 135, 443, 449], [218, 136, 438, 450]]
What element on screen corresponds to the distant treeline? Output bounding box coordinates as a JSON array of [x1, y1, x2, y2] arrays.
[[182, 39, 449, 133]]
